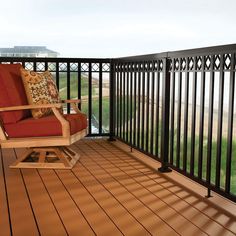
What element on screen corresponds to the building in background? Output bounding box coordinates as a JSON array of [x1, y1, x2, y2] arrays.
[[0, 46, 59, 57]]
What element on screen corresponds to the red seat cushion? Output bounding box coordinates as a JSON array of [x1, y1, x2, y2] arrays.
[[5, 113, 87, 138], [0, 64, 31, 124]]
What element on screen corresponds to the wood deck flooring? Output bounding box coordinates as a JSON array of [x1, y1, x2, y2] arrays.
[[0, 139, 236, 236]]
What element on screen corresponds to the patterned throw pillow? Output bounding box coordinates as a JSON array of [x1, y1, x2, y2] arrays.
[[21, 68, 62, 119]]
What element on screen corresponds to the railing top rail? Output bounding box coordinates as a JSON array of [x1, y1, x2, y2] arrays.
[[114, 43, 236, 62], [167, 43, 236, 57], [114, 52, 168, 62], [0, 57, 111, 63]]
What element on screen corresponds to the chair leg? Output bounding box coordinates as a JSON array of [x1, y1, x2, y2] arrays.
[[10, 146, 80, 169]]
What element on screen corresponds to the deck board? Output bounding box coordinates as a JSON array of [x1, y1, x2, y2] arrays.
[[80, 141, 206, 236], [38, 169, 95, 236], [1, 148, 39, 236], [14, 148, 67, 236], [0, 149, 11, 236], [0, 139, 236, 236], [77, 143, 179, 235], [55, 169, 123, 235], [71, 149, 150, 235], [21, 168, 68, 236], [96, 141, 236, 236]]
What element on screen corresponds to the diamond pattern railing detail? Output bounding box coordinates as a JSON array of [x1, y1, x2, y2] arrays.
[[92, 63, 99, 72], [59, 63, 67, 71], [197, 56, 202, 70], [102, 63, 110, 72], [174, 58, 179, 70], [81, 63, 89, 72], [180, 58, 186, 70], [224, 54, 231, 70], [36, 62, 45, 71], [48, 63, 56, 71], [214, 55, 221, 70], [70, 63, 78, 71], [25, 62, 34, 70], [205, 55, 211, 70], [188, 57, 194, 70]]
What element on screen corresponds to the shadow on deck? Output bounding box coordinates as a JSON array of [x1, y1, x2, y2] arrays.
[[0, 139, 236, 236]]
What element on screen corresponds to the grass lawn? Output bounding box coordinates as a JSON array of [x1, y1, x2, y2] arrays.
[[55, 72, 110, 131]]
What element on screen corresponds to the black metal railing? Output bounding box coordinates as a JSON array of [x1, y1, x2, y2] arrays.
[[1, 44, 236, 202], [113, 44, 236, 202], [113, 54, 165, 158], [167, 46, 236, 201], [0, 57, 111, 137]]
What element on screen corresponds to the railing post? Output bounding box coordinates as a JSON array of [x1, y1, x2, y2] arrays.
[[158, 57, 172, 172], [108, 59, 116, 141]]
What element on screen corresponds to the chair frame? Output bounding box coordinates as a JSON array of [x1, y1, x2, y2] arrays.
[[0, 99, 87, 169]]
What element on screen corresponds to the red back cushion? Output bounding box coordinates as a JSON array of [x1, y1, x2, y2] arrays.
[[0, 64, 31, 124]]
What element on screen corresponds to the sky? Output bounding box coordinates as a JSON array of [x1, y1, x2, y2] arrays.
[[0, 0, 236, 58]]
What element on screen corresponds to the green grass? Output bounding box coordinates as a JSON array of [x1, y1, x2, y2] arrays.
[[171, 132, 236, 194], [82, 97, 110, 130], [57, 72, 91, 99], [55, 72, 110, 131]]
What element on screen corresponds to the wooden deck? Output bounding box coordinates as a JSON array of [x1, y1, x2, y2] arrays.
[[0, 139, 236, 236]]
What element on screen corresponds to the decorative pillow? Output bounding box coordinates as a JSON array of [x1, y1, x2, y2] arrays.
[[21, 68, 62, 119]]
